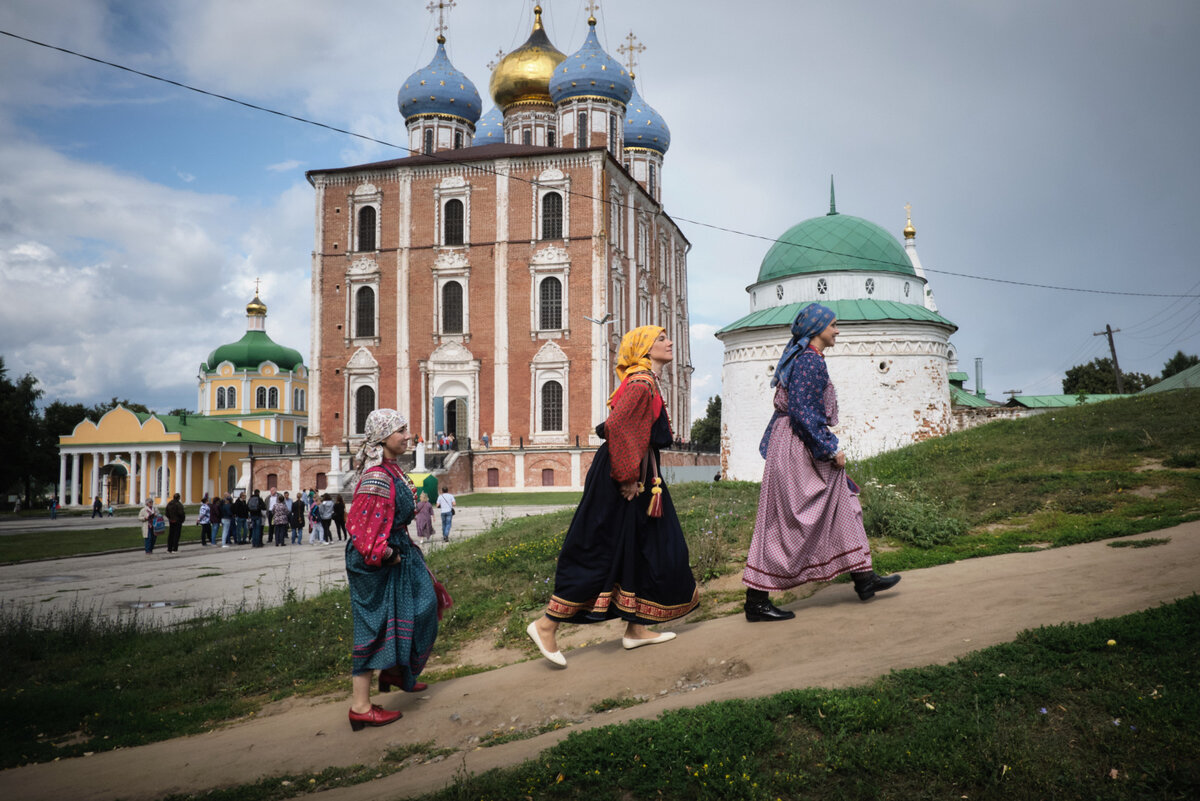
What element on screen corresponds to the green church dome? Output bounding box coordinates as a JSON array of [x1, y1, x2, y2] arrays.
[[205, 330, 304, 372], [758, 212, 915, 283]]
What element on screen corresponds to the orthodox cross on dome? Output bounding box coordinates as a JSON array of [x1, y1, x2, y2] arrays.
[[253, 277, 261, 295], [584, 0, 601, 23], [617, 30, 645, 76], [426, 0, 455, 42], [486, 48, 505, 70]]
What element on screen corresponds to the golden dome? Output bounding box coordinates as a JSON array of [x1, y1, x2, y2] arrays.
[[488, 5, 566, 110], [246, 295, 268, 316], [903, 204, 916, 239]]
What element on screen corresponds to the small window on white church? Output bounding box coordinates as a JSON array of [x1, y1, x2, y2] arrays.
[[268, 387, 278, 408], [355, 386, 375, 435], [216, 387, 226, 409], [293, 388, 305, 411], [357, 206, 376, 252], [444, 199, 464, 246], [904, 282, 910, 297], [865, 278, 875, 295], [256, 387, 267, 409], [355, 286, 375, 338], [442, 281, 464, 333], [776, 285, 784, 300], [226, 387, 237, 409], [539, 276, 563, 330], [541, 192, 563, 240], [541, 381, 563, 431], [817, 278, 827, 295]]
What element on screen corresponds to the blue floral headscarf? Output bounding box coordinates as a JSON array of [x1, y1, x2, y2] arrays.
[[771, 303, 836, 387]]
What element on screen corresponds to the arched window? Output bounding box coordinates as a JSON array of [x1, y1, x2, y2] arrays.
[[577, 111, 587, 147], [226, 466, 236, 494], [293, 388, 305, 411], [423, 128, 434, 155], [541, 380, 563, 431], [357, 206, 376, 251], [539, 276, 562, 330], [256, 387, 267, 409], [454, 130, 463, 150], [226, 387, 237, 409], [522, 129, 532, 145], [216, 387, 226, 410], [268, 387, 279, 408], [547, 129, 556, 148], [609, 113, 617, 155], [442, 281, 463, 333], [541, 192, 563, 240], [354, 386, 375, 435], [355, 286, 375, 338], [443, 199, 464, 246], [649, 164, 656, 198]]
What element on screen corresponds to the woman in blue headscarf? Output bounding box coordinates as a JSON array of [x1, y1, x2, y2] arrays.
[[741, 303, 900, 622]]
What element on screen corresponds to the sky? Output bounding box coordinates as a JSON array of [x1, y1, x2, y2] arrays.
[[2, 0, 1198, 427]]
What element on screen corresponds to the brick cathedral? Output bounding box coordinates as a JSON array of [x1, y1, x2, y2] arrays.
[[257, 5, 695, 493]]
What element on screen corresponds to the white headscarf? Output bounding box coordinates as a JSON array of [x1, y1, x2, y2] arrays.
[[349, 408, 408, 489]]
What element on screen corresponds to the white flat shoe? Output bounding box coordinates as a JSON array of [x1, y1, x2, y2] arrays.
[[622, 631, 677, 650], [526, 621, 566, 667]]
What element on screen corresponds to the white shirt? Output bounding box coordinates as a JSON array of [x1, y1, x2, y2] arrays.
[[436, 493, 455, 514]]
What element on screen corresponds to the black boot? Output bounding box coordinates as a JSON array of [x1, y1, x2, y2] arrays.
[[851, 571, 901, 601], [744, 588, 796, 622]]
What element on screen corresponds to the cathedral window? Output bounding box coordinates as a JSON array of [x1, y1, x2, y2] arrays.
[[454, 131, 463, 150], [216, 387, 226, 410], [354, 286, 376, 338], [442, 280, 464, 333], [817, 278, 827, 295], [256, 387, 267, 409], [268, 387, 279, 408], [577, 111, 587, 147], [293, 388, 305, 411], [354, 386, 375, 435], [357, 206, 376, 252], [423, 129, 434, 155], [540, 380, 563, 431], [444, 199, 464, 246], [548, 129, 556, 148], [539, 276, 563, 330], [226, 387, 237, 409], [541, 192, 563, 240], [865, 278, 876, 295], [648, 164, 656, 198], [609, 114, 617, 156], [523, 129, 532, 146]]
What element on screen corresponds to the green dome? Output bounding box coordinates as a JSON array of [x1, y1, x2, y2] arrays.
[[758, 213, 915, 282], [205, 330, 304, 372]]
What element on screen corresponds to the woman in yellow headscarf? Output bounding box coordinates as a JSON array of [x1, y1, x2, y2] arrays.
[[526, 326, 699, 667]]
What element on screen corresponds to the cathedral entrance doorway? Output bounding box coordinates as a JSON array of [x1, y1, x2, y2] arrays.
[[444, 398, 468, 447]]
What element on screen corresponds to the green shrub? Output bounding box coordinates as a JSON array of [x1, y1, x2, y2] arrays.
[[860, 483, 967, 548]]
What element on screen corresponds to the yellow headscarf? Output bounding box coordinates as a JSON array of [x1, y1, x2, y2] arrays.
[[610, 325, 665, 405]]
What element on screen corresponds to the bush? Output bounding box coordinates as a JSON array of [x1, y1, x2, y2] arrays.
[[860, 483, 967, 548]]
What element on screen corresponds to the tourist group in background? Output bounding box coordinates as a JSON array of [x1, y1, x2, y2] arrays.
[[187, 488, 348, 550]]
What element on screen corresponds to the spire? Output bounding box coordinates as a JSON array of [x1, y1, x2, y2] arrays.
[[828, 175, 838, 216], [585, 0, 600, 26], [904, 202, 916, 239], [426, 0, 455, 44], [533, 4, 544, 31]]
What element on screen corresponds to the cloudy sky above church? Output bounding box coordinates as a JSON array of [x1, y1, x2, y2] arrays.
[[2, 0, 1198, 421]]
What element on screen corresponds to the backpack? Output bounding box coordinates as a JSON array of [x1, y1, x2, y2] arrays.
[[248, 495, 262, 513]]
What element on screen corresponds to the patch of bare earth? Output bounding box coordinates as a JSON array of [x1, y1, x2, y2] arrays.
[[1131, 485, 1170, 498], [1134, 458, 1165, 473]]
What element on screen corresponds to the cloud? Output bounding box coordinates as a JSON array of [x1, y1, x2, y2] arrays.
[[266, 159, 303, 173], [176, 169, 195, 183]]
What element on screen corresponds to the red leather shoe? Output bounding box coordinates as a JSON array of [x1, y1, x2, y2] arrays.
[[348, 704, 402, 731], [379, 668, 428, 694]]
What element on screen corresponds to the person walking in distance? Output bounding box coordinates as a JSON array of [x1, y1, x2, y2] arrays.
[[435, 487, 455, 542], [164, 492, 186, 553]]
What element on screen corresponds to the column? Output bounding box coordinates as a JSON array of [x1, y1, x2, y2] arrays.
[[91, 451, 100, 502], [178, 450, 188, 503], [58, 453, 67, 508], [71, 453, 81, 506], [139, 451, 148, 503], [160, 449, 169, 500], [202, 450, 210, 500]]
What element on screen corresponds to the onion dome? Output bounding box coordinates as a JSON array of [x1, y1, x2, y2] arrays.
[[549, 15, 633, 105], [623, 80, 671, 154], [205, 331, 304, 372], [757, 208, 916, 283], [246, 294, 267, 316], [903, 206, 917, 239], [471, 106, 504, 144], [398, 37, 482, 124], [489, 5, 566, 110]]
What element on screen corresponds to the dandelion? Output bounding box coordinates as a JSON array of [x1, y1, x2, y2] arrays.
[[1107, 639, 1116, 646]]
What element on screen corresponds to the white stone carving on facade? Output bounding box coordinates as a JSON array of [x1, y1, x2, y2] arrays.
[[439, 175, 467, 189], [432, 250, 470, 275], [532, 340, 568, 365], [347, 347, 379, 370], [530, 244, 571, 266], [428, 340, 473, 365], [538, 167, 565, 182], [347, 257, 379, 277], [354, 183, 379, 196]]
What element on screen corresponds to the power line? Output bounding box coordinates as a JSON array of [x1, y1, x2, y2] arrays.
[[4, 27, 1200, 302]]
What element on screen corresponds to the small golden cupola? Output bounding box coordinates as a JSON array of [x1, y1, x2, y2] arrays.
[[489, 5, 566, 111]]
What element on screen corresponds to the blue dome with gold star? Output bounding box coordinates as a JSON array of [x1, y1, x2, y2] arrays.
[[623, 82, 670, 154], [549, 17, 633, 106], [398, 39, 482, 124], [471, 106, 504, 144]]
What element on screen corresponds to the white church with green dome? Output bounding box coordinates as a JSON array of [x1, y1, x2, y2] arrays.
[[716, 184, 959, 480]]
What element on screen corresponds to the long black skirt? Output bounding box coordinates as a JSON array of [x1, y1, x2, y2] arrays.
[[547, 444, 699, 625]]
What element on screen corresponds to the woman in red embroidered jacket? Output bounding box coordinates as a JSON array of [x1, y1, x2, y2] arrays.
[[343, 409, 438, 730], [527, 327, 699, 667]]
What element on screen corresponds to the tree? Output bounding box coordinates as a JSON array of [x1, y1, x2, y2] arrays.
[[1161, 351, 1199, 380], [0, 356, 44, 506], [1062, 357, 1154, 394], [689, 395, 721, 450]]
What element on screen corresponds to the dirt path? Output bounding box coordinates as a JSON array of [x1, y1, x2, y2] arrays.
[[3, 521, 1198, 801]]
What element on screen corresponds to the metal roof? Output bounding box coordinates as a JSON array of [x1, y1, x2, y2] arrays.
[[950, 386, 995, 408], [716, 299, 956, 336], [1004, 394, 1124, 408], [133, 413, 277, 445], [1140, 362, 1200, 394]]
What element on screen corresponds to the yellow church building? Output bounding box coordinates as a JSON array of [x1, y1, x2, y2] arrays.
[[57, 294, 308, 507]]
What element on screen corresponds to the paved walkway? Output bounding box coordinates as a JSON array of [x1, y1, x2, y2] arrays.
[[0, 505, 572, 625]]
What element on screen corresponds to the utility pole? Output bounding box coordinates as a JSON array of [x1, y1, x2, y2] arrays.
[[1093, 324, 1124, 393]]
